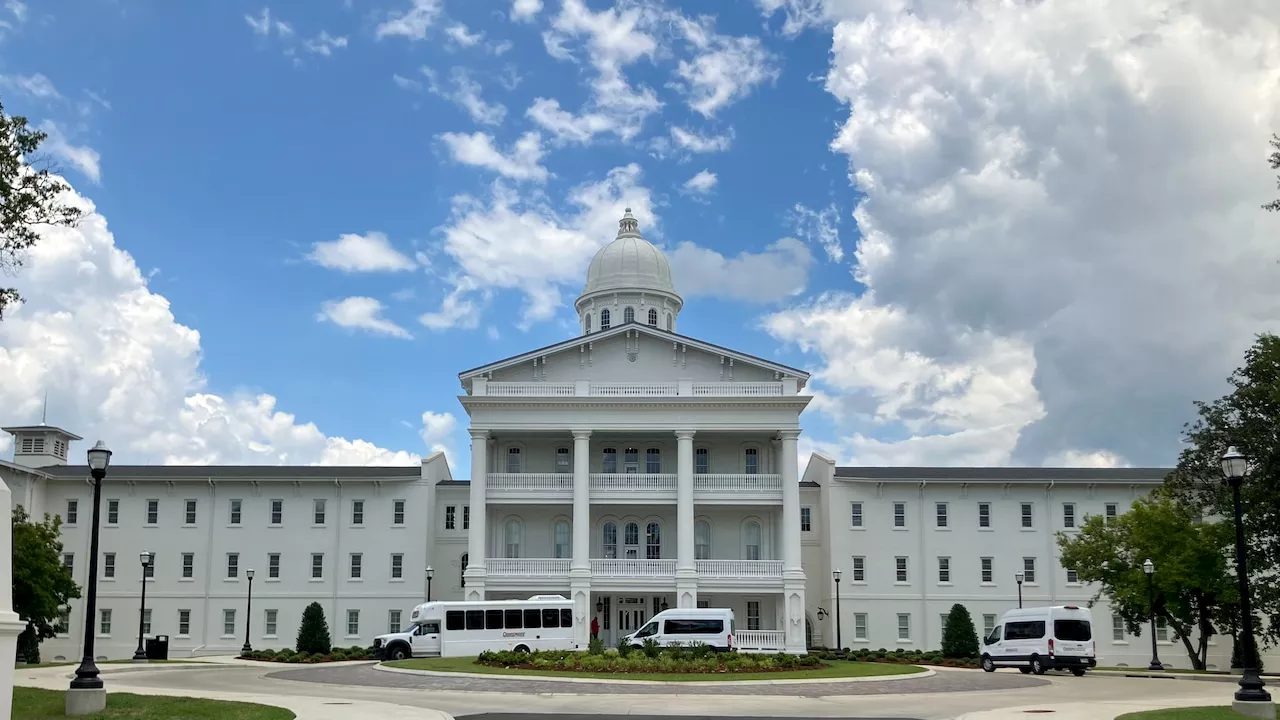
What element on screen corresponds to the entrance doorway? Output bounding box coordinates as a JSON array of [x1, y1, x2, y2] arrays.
[[615, 597, 647, 646]]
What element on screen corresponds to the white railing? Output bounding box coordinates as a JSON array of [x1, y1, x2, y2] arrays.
[[590, 559, 676, 577], [691, 382, 784, 396], [695, 560, 783, 578], [487, 473, 573, 491], [588, 382, 678, 396], [485, 382, 576, 397], [590, 473, 677, 492], [486, 559, 571, 576], [694, 474, 782, 492], [479, 381, 786, 397], [734, 630, 785, 652]]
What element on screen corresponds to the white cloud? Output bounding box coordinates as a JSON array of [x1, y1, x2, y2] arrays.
[[755, 0, 827, 37], [317, 296, 412, 339], [0, 182, 437, 466], [681, 169, 717, 194], [245, 7, 292, 37], [1044, 450, 1132, 469], [419, 410, 458, 457], [790, 202, 842, 262], [511, 0, 543, 23], [423, 68, 506, 126], [392, 73, 422, 91], [439, 131, 549, 182], [38, 122, 101, 184], [419, 281, 483, 331], [526, 98, 617, 145], [670, 14, 779, 118], [445, 23, 482, 47], [0, 0, 25, 40], [670, 237, 811, 303], [0, 73, 59, 99], [303, 31, 348, 56], [306, 231, 416, 273], [375, 0, 442, 41], [669, 126, 732, 153]]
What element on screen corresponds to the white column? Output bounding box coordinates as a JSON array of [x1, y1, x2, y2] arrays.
[[0, 477, 27, 718], [464, 429, 489, 600], [675, 430, 697, 608], [571, 431, 592, 571], [779, 430, 802, 572]]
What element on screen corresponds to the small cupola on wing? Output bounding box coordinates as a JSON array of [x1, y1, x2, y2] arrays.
[[576, 208, 684, 335], [3, 424, 83, 468]]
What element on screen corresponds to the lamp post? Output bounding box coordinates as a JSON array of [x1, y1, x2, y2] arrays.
[[426, 566, 434, 602], [1221, 446, 1272, 704], [132, 551, 154, 662], [241, 569, 255, 655], [1143, 558, 1163, 671], [1015, 571, 1024, 608], [832, 569, 843, 653], [69, 440, 110, 712]]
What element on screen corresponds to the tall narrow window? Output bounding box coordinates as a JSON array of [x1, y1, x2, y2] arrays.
[[744, 447, 759, 474], [504, 519, 523, 558], [1063, 503, 1076, 528], [854, 613, 868, 640], [268, 553, 280, 579], [645, 522, 662, 559], [223, 609, 236, 636], [391, 553, 403, 579], [270, 499, 283, 525], [694, 448, 709, 474], [647, 308, 658, 326], [1156, 616, 1169, 642], [850, 502, 864, 528], [665, 313, 672, 330], [229, 499, 242, 525], [584, 312, 592, 333], [981, 557, 993, 583], [506, 447, 522, 473], [743, 521, 761, 561], [265, 609, 278, 636], [623, 522, 640, 559], [852, 556, 865, 581], [746, 601, 761, 631], [462, 505, 469, 529], [895, 556, 910, 582], [553, 520, 571, 559], [445, 506, 456, 530], [1021, 502, 1034, 528], [146, 499, 159, 525], [63, 553, 74, 574], [103, 553, 115, 579], [893, 502, 906, 528], [602, 448, 618, 473], [694, 520, 710, 559], [984, 614, 996, 636], [226, 553, 239, 579], [178, 610, 191, 636], [645, 448, 660, 473], [935, 502, 948, 528], [800, 507, 812, 532], [978, 502, 991, 528], [1105, 503, 1118, 523], [460, 553, 468, 587], [623, 306, 635, 323], [66, 500, 78, 525], [938, 557, 951, 583], [393, 499, 406, 525], [1022, 557, 1037, 583], [602, 522, 618, 559], [1112, 615, 1126, 641], [311, 553, 324, 579], [556, 447, 571, 472], [388, 609, 402, 634], [185, 499, 197, 525], [314, 499, 326, 525], [100, 609, 112, 635], [348, 609, 360, 637], [600, 309, 611, 330], [107, 499, 119, 525], [351, 500, 364, 525], [142, 609, 152, 635], [350, 553, 362, 579], [182, 553, 194, 579], [623, 447, 639, 473], [897, 613, 911, 641]]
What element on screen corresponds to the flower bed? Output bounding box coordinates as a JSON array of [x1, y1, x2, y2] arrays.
[[811, 647, 980, 668], [240, 646, 373, 663], [477, 644, 826, 675]]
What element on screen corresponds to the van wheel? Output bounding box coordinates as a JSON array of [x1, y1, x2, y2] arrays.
[[513, 645, 531, 654], [1030, 656, 1047, 675], [387, 645, 409, 661], [1071, 668, 1086, 677], [1019, 667, 1031, 674], [981, 656, 996, 673]]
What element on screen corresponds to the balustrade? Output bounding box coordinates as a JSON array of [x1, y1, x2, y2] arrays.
[[734, 630, 785, 653], [485, 559, 571, 577], [693, 474, 782, 492], [589, 473, 677, 492], [590, 558, 676, 577], [486, 473, 572, 491], [694, 560, 783, 578]]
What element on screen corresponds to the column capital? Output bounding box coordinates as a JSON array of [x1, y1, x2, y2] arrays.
[[674, 430, 697, 440], [777, 429, 802, 441], [571, 429, 593, 439], [469, 429, 491, 440]]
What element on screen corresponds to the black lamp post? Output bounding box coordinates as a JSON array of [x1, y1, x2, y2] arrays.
[[241, 568, 255, 655], [832, 569, 843, 652], [1015, 571, 1024, 608], [1221, 446, 1272, 703], [426, 566, 434, 602], [71, 440, 110, 691], [1143, 558, 1163, 671], [132, 550, 154, 662]]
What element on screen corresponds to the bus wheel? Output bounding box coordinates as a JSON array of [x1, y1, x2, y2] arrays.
[[513, 645, 531, 654], [387, 645, 409, 661]]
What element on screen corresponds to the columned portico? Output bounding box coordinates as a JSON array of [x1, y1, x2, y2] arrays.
[[464, 429, 489, 601], [675, 430, 697, 609], [778, 429, 806, 654]]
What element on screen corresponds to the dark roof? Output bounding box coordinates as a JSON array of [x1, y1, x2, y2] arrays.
[[436, 480, 471, 486], [799, 481, 820, 487], [458, 321, 809, 379], [834, 466, 1171, 482], [42, 465, 420, 480]]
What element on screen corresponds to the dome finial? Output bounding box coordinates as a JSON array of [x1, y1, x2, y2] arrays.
[[618, 207, 639, 237]]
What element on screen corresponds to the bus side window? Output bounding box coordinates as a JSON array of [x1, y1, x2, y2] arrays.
[[465, 610, 484, 630], [504, 609, 523, 629], [523, 609, 542, 629], [445, 611, 464, 631], [560, 609, 572, 627], [485, 610, 503, 630], [542, 608, 559, 628]]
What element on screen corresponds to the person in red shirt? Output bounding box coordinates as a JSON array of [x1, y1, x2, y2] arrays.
[[590, 616, 599, 640]]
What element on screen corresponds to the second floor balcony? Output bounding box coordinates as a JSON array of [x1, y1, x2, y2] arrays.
[[483, 558, 782, 584], [485, 472, 782, 503]]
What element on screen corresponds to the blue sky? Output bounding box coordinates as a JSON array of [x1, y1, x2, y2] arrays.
[[2, 0, 1278, 473]]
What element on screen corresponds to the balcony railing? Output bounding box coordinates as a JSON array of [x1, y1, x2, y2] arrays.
[[486, 559, 571, 577], [735, 630, 785, 653], [695, 560, 783, 578], [591, 558, 676, 578], [487, 473, 572, 491], [480, 381, 786, 397], [694, 474, 781, 492], [590, 473, 677, 492]]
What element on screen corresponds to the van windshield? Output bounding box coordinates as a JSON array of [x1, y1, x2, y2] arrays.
[[1054, 619, 1091, 641]]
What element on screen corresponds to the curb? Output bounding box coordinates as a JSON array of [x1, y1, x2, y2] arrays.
[[371, 661, 935, 686]]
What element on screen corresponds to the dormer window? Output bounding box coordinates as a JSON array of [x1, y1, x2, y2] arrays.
[[600, 309, 611, 330], [623, 307, 635, 324], [648, 308, 658, 326], [584, 313, 592, 334]]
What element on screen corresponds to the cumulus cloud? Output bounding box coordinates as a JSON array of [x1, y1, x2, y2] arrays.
[[681, 169, 717, 194], [317, 296, 412, 339], [670, 237, 812, 303], [306, 231, 416, 272], [670, 14, 779, 117], [790, 202, 842, 262], [511, 0, 543, 22], [439, 131, 549, 182], [38, 122, 101, 184]]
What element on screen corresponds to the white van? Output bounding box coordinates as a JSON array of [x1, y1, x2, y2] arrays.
[[624, 608, 735, 651], [373, 595, 577, 660], [981, 605, 1096, 676]]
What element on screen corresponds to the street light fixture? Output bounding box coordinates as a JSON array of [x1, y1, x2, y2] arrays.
[[132, 551, 154, 662], [426, 566, 434, 602], [1220, 446, 1272, 705], [832, 569, 843, 653], [241, 569, 255, 655], [1015, 571, 1025, 608], [1143, 558, 1163, 671], [69, 441, 111, 714]]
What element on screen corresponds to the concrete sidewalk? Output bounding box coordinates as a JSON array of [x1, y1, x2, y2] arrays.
[[956, 694, 1234, 720]]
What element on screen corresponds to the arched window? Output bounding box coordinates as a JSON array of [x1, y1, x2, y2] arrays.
[[648, 308, 658, 326], [695, 447, 709, 474], [461, 552, 468, 587], [623, 306, 635, 324], [624, 522, 640, 559], [645, 448, 661, 473], [585, 313, 592, 334], [646, 522, 661, 559], [504, 519, 523, 558], [666, 313, 673, 330], [623, 447, 639, 473], [602, 448, 618, 473], [744, 447, 759, 474], [602, 522, 618, 559], [507, 447, 522, 473], [743, 520, 761, 560], [600, 309, 611, 330], [555, 447, 571, 472], [695, 520, 710, 560], [553, 520, 571, 559]]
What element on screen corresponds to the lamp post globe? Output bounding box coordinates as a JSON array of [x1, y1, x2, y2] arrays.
[[832, 570, 843, 654], [426, 565, 434, 602], [1219, 446, 1272, 705], [1143, 558, 1163, 671], [69, 441, 111, 712]]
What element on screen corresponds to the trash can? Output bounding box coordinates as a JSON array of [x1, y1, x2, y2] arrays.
[[145, 635, 169, 661]]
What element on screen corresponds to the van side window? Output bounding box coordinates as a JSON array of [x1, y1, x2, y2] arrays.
[[445, 611, 464, 631], [662, 619, 724, 634], [1004, 620, 1046, 640], [636, 621, 658, 637]]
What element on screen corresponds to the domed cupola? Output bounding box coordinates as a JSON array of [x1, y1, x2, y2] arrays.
[[576, 209, 683, 334]]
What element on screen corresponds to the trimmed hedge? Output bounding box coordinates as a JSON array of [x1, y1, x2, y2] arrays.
[[476, 646, 825, 674], [809, 647, 981, 668], [239, 646, 373, 663]]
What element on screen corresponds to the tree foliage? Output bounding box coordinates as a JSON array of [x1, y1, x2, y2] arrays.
[[1164, 333, 1280, 646], [295, 601, 331, 655], [12, 507, 81, 643], [1057, 488, 1236, 670], [941, 604, 979, 659], [1266, 134, 1280, 212], [0, 100, 84, 319]]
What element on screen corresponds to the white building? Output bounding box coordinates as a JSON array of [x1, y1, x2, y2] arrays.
[[3, 210, 1275, 669]]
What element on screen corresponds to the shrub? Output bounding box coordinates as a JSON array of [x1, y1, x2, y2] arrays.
[[616, 637, 633, 657], [942, 604, 980, 659], [587, 637, 605, 655], [641, 638, 661, 658], [296, 602, 332, 655], [17, 625, 40, 664]]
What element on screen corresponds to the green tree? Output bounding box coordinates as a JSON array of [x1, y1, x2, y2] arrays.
[[941, 604, 979, 659], [1057, 489, 1236, 669], [12, 507, 81, 655], [295, 601, 331, 655], [1265, 134, 1280, 212], [1164, 333, 1280, 646], [0, 100, 84, 318]]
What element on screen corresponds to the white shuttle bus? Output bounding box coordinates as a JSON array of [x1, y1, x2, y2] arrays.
[[373, 595, 578, 660], [981, 605, 1096, 676]]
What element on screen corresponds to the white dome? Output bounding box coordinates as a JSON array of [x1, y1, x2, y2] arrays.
[[581, 209, 678, 297]]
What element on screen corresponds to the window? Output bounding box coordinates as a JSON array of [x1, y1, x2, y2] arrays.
[[742, 521, 760, 561], [584, 312, 592, 333], [445, 506, 456, 530], [270, 499, 283, 525], [352, 500, 364, 525], [981, 557, 994, 583], [223, 609, 236, 636], [1055, 619, 1092, 642], [142, 609, 152, 635], [229, 499, 242, 525], [460, 553, 468, 587], [265, 609, 278, 636], [107, 499, 119, 525], [391, 553, 403, 579], [313, 499, 326, 525], [984, 614, 996, 636], [350, 553, 362, 579], [1156, 617, 1169, 642], [600, 309, 611, 330], [694, 520, 710, 559], [665, 313, 672, 330], [556, 448, 570, 472], [504, 519, 523, 558], [63, 552, 74, 575], [1063, 503, 1076, 528], [623, 522, 640, 559], [100, 609, 112, 635], [146, 499, 159, 525], [143, 560, 154, 579], [744, 447, 759, 474], [938, 557, 951, 583], [646, 522, 662, 560], [602, 522, 617, 559], [1021, 502, 1034, 528], [54, 609, 69, 635], [462, 505, 469, 529], [1105, 503, 1118, 523], [1022, 557, 1037, 583], [852, 556, 865, 582], [388, 610, 402, 634], [893, 502, 906, 528], [1112, 615, 1126, 641], [103, 552, 115, 579], [851, 502, 863, 528], [182, 553, 194, 579], [897, 613, 911, 641], [602, 448, 617, 473], [227, 553, 239, 579], [645, 448, 661, 473], [553, 521, 571, 559], [347, 609, 360, 636], [896, 556, 909, 583], [935, 502, 948, 528], [647, 308, 658, 326], [978, 502, 991, 528], [393, 499, 406, 525], [268, 553, 280, 579], [1066, 568, 1080, 584], [746, 601, 761, 631], [506, 447, 522, 473], [694, 447, 709, 474], [853, 613, 868, 641], [623, 447, 639, 473], [311, 553, 324, 579], [178, 609, 191, 636], [185, 499, 197, 525], [66, 500, 78, 525], [800, 507, 812, 532], [623, 306, 635, 323]]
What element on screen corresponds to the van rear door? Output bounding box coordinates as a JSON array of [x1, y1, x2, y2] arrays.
[[1052, 617, 1092, 658]]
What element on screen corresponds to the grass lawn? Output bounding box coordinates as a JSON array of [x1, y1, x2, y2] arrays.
[[21, 660, 207, 669], [385, 656, 925, 682], [12, 687, 294, 719], [1117, 707, 1279, 719]]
